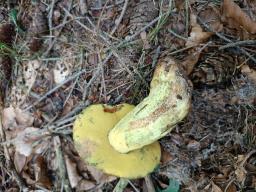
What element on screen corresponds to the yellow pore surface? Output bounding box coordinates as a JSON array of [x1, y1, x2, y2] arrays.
[[73, 104, 161, 179]]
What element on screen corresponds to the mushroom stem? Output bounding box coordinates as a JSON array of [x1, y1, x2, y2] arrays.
[[108, 58, 191, 153]]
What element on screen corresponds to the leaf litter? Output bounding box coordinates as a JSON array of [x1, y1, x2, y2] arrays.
[[0, 0, 255, 191]]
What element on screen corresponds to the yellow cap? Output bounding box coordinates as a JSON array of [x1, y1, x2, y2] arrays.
[[73, 104, 161, 179]]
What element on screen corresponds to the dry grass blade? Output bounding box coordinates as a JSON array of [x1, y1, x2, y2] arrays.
[[113, 178, 129, 192]]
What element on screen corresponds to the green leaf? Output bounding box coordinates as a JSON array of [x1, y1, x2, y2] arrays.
[[156, 178, 180, 192]]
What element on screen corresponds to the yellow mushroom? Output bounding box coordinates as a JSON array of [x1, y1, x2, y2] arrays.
[[73, 104, 161, 178], [109, 58, 191, 153], [73, 58, 191, 178]]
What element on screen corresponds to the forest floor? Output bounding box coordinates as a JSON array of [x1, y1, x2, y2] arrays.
[[0, 0, 255, 191]]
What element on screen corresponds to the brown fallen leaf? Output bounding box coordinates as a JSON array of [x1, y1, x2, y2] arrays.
[[241, 65, 256, 84], [13, 127, 41, 156], [2, 107, 34, 131], [64, 154, 83, 188], [211, 181, 223, 192], [140, 31, 151, 49], [199, 6, 223, 32], [2, 107, 17, 130], [175, 0, 196, 11], [14, 108, 34, 127], [182, 50, 201, 75], [225, 182, 237, 192], [222, 0, 256, 34], [160, 148, 173, 165], [87, 165, 116, 184], [235, 155, 247, 183], [77, 179, 96, 191], [14, 151, 27, 173], [186, 14, 213, 47], [34, 155, 52, 189]]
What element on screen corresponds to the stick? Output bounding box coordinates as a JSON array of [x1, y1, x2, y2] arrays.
[[110, 0, 129, 35], [219, 40, 256, 50]]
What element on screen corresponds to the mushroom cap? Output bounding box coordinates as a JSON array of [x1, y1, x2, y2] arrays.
[[73, 104, 161, 179]]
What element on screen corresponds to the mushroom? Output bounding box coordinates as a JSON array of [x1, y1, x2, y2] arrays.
[[73, 58, 191, 178]]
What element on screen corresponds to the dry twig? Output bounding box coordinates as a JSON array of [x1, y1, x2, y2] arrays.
[[110, 0, 129, 35]]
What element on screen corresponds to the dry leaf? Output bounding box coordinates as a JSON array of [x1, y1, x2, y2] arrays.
[[211, 181, 223, 192], [222, 0, 256, 34], [235, 155, 246, 183], [53, 48, 75, 84], [161, 148, 173, 164], [225, 182, 237, 192], [186, 14, 213, 47], [62, 98, 75, 116], [175, 0, 196, 10], [199, 6, 223, 32], [13, 127, 40, 156], [14, 151, 27, 173], [34, 139, 49, 154], [2, 107, 17, 130], [182, 49, 201, 75], [34, 155, 52, 189], [87, 165, 116, 184], [140, 31, 150, 49], [14, 108, 34, 127], [10, 60, 41, 107], [9, 85, 27, 107], [187, 140, 201, 151], [241, 65, 256, 84], [53, 60, 70, 84], [77, 179, 95, 191], [65, 154, 82, 188], [23, 60, 41, 91]]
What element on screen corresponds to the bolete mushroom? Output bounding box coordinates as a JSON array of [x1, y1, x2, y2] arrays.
[[73, 58, 191, 178]]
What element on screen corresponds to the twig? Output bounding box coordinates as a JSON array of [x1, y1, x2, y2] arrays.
[[25, 69, 87, 111], [97, 48, 107, 101], [198, 17, 256, 64], [168, 29, 188, 41], [185, 0, 189, 37], [219, 40, 256, 50], [128, 180, 140, 192], [168, 44, 196, 55], [82, 53, 113, 100], [63, 50, 84, 107], [110, 0, 129, 35], [90, 0, 124, 10], [96, 0, 111, 31], [48, 0, 56, 39], [54, 136, 72, 192], [61, 6, 96, 35], [125, 14, 162, 42], [43, 1, 73, 57]]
